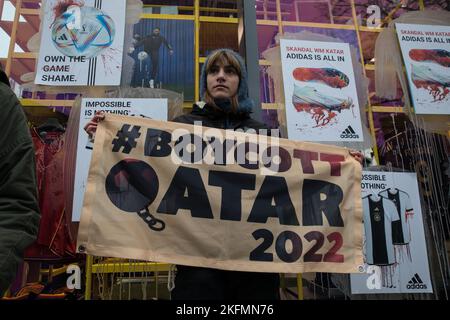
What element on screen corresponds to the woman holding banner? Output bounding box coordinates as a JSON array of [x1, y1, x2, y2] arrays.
[[86, 49, 280, 299], [170, 49, 283, 300], [85, 49, 363, 300]]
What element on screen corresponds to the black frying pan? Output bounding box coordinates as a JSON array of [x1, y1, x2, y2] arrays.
[[105, 159, 165, 231]]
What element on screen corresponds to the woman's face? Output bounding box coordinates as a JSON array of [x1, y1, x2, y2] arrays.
[[206, 62, 240, 100]]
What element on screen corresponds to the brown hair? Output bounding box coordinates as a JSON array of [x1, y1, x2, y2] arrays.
[[203, 50, 242, 113]]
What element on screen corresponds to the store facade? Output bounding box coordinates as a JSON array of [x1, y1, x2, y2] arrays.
[[0, 0, 449, 301]]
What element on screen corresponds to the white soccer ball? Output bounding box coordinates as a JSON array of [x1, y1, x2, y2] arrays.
[[51, 6, 115, 58], [138, 51, 148, 61]]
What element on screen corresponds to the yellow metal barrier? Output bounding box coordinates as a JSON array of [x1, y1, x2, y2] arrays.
[[84, 255, 171, 300]]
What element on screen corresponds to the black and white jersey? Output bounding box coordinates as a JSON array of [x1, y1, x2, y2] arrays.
[[379, 188, 414, 245], [362, 195, 400, 266]]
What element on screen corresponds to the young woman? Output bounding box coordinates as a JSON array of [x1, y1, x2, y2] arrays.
[[84, 49, 363, 300], [169, 49, 281, 300]]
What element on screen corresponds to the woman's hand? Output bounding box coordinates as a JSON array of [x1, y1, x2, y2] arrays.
[[84, 111, 105, 138], [349, 150, 364, 165]]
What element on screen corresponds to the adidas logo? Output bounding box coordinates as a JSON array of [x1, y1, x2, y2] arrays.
[[340, 125, 359, 139], [58, 34, 68, 41], [406, 273, 427, 290], [58, 33, 68, 41]]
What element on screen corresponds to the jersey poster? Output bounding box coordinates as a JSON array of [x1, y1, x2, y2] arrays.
[[350, 171, 433, 294], [35, 0, 126, 86], [72, 98, 168, 221], [280, 39, 364, 142], [396, 23, 450, 115]]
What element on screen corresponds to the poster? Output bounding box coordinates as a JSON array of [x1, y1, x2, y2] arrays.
[[35, 0, 126, 86], [280, 39, 364, 142], [128, 19, 195, 100], [350, 171, 433, 294], [72, 98, 168, 221], [78, 114, 364, 273], [396, 23, 450, 115]]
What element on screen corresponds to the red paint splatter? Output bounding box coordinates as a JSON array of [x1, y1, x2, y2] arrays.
[[413, 79, 449, 102], [100, 48, 122, 77], [53, 0, 84, 18], [293, 103, 340, 127]]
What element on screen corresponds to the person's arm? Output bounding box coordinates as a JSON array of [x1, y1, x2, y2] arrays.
[[349, 150, 364, 165], [84, 111, 106, 138], [0, 84, 40, 296], [128, 36, 144, 54], [161, 36, 174, 53]]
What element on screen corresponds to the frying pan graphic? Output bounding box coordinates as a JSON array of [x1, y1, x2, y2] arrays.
[[105, 159, 165, 231]]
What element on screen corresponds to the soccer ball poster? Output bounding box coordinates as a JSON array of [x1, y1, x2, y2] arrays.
[[35, 0, 126, 86], [395, 23, 450, 115], [350, 171, 433, 294], [280, 39, 364, 142]]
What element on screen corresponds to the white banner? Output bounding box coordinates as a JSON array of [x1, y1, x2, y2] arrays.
[[350, 171, 433, 294], [35, 0, 126, 86], [396, 23, 450, 115], [72, 98, 168, 221], [280, 39, 364, 142]]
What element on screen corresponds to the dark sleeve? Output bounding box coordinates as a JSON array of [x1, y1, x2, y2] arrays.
[[0, 84, 40, 295], [161, 36, 173, 51], [244, 118, 279, 137], [171, 114, 192, 125]]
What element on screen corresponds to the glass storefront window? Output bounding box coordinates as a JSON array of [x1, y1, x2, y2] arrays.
[[354, 0, 420, 25], [142, 0, 195, 16], [256, 0, 450, 113], [200, 21, 239, 57], [256, 0, 278, 21], [257, 25, 279, 58], [199, 0, 238, 18], [280, 0, 354, 25]]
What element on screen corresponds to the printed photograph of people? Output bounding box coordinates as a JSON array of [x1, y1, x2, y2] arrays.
[[129, 19, 195, 100]]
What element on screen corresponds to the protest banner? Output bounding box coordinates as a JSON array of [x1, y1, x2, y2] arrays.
[[78, 114, 363, 273]]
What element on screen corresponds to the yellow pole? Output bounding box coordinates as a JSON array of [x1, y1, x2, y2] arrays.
[[419, 0, 425, 11], [276, 0, 283, 35], [350, 0, 380, 164], [5, 0, 22, 76], [381, 2, 403, 27], [194, 0, 200, 101], [276, 0, 286, 298], [297, 274, 304, 300], [85, 255, 93, 300]]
